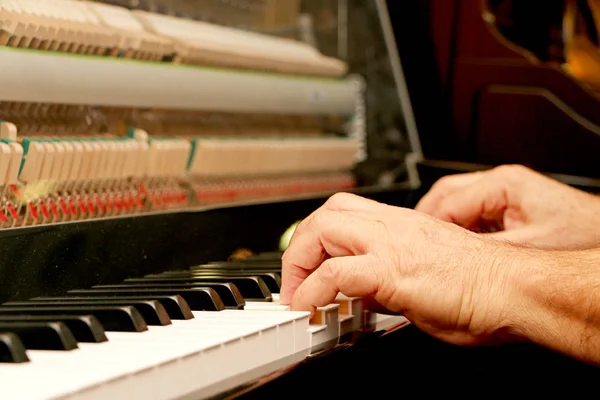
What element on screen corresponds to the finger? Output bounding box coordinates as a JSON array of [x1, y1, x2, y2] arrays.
[[280, 211, 381, 305], [415, 171, 485, 215], [290, 254, 380, 317], [321, 192, 390, 214], [432, 177, 511, 229], [286, 193, 388, 250]]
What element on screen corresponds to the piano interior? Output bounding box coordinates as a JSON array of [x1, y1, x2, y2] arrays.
[[0, 0, 597, 398]]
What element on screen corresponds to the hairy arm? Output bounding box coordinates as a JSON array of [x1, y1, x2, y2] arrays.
[[507, 247, 600, 365]]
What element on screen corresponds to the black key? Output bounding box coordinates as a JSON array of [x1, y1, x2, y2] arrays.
[[214, 256, 283, 265], [246, 251, 284, 260], [67, 288, 225, 311], [153, 269, 279, 275], [31, 295, 194, 320], [0, 322, 78, 351], [117, 281, 245, 309], [153, 269, 281, 283], [0, 333, 29, 363], [0, 315, 107, 343], [4, 301, 171, 327], [148, 272, 281, 293], [199, 262, 281, 272], [186, 268, 281, 275], [114, 277, 271, 302], [0, 306, 147, 332]]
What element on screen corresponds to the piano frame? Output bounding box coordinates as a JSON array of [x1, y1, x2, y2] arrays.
[[0, 182, 416, 304]]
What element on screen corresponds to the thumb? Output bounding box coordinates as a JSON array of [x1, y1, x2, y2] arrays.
[[290, 254, 380, 317]]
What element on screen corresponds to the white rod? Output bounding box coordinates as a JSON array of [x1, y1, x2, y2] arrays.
[[375, 0, 423, 158], [0, 48, 356, 115]]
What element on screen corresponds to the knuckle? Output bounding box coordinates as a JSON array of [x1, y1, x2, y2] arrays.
[[492, 164, 528, 180], [431, 174, 458, 193], [292, 217, 309, 235], [325, 192, 353, 208], [294, 285, 310, 307], [311, 208, 335, 227], [320, 258, 340, 284]]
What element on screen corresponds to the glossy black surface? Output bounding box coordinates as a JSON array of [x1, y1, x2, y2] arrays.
[[0, 306, 148, 332], [120, 278, 250, 309], [67, 288, 225, 311], [0, 333, 29, 363], [0, 322, 78, 351], [32, 296, 194, 320], [4, 300, 172, 327], [0, 315, 107, 343], [0, 188, 416, 304], [122, 278, 267, 303]]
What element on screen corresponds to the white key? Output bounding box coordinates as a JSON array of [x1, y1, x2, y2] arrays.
[[0, 309, 310, 400]]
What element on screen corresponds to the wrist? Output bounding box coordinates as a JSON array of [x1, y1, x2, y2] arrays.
[[501, 247, 600, 364]]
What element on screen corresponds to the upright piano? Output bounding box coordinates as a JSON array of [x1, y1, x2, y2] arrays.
[[0, 1, 597, 399]]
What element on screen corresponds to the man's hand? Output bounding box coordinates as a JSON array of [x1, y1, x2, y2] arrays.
[[415, 164, 600, 248], [280, 192, 600, 365], [280, 193, 525, 346]]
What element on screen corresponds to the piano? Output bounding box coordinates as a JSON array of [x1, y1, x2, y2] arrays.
[[0, 0, 417, 398], [0, 1, 597, 398]]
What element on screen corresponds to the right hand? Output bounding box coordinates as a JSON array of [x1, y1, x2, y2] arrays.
[[415, 165, 600, 248], [280, 193, 525, 347]]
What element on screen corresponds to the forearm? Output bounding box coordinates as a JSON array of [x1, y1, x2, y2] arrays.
[[506, 247, 600, 365]]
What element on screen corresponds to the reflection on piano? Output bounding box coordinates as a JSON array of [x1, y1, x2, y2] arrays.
[[0, 0, 412, 398]]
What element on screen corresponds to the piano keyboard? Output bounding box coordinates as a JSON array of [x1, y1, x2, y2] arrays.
[[0, 251, 409, 400]]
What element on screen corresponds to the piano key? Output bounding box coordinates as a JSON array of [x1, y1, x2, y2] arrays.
[[366, 312, 410, 332], [0, 322, 78, 351], [248, 252, 284, 260], [245, 293, 365, 346], [332, 294, 364, 340], [0, 315, 107, 343], [147, 271, 282, 293], [110, 281, 246, 309], [243, 302, 340, 353], [3, 300, 172, 327], [0, 333, 29, 363], [199, 262, 281, 272], [117, 277, 272, 301], [32, 295, 194, 320], [240, 251, 284, 261], [0, 293, 404, 399], [0, 306, 147, 332], [118, 278, 262, 304], [0, 309, 311, 400], [67, 288, 225, 311]]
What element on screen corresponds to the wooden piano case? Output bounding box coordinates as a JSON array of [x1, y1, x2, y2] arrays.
[[389, 0, 600, 181]]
